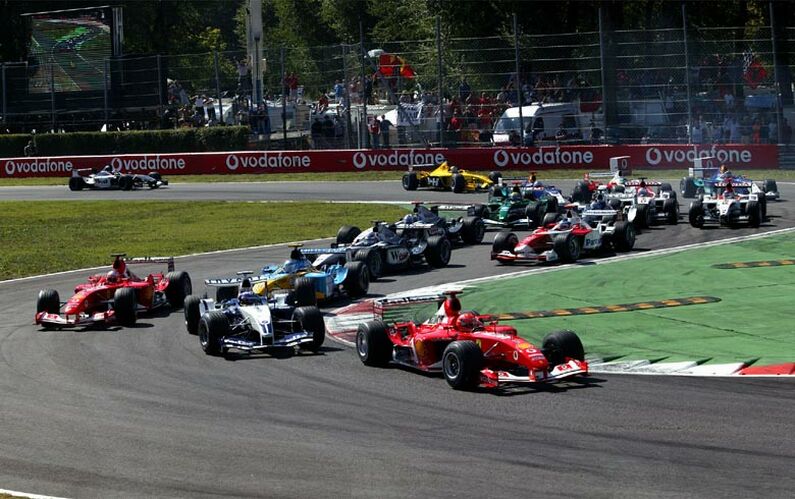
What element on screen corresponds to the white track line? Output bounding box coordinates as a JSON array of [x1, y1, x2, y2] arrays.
[[0, 488, 69, 499]]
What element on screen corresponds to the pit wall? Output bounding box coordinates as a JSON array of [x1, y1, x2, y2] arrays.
[[0, 144, 778, 178]]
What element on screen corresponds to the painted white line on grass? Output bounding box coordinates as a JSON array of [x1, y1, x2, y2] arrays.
[[0, 488, 69, 499]]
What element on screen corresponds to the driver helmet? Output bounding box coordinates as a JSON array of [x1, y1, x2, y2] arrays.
[[240, 277, 252, 293], [450, 165, 459, 174], [103, 165, 113, 173], [456, 311, 483, 332], [443, 295, 462, 318], [112, 258, 127, 276], [282, 259, 304, 274], [403, 213, 418, 225], [238, 291, 257, 305], [557, 219, 572, 230], [106, 270, 119, 283], [595, 192, 605, 203], [509, 191, 522, 202]]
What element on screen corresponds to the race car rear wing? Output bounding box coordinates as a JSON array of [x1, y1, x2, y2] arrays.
[[125, 256, 176, 272], [204, 274, 270, 287], [625, 180, 662, 187], [300, 247, 349, 255], [715, 182, 754, 188], [582, 209, 620, 218]]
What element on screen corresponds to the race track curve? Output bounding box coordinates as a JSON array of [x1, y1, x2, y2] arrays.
[[0, 179, 794, 498]]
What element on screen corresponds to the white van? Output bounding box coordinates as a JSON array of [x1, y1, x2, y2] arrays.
[[492, 102, 584, 145]]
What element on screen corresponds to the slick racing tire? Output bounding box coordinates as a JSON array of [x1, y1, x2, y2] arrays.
[[216, 285, 238, 303], [183, 295, 201, 335], [68, 177, 85, 191], [336, 225, 361, 245], [488, 171, 502, 184], [681, 177, 697, 198], [36, 288, 60, 314], [758, 192, 767, 219], [747, 201, 761, 228], [356, 320, 392, 367], [542, 330, 585, 368], [571, 181, 591, 204], [634, 204, 652, 229], [452, 173, 466, 193], [343, 261, 369, 297], [199, 311, 229, 356], [492, 231, 519, 255], [663, 198, 678, 225], [612, 221, 636, 252], [461, 216, 485, 245], [553, 233, 580, 263], [442, 341, 483, 390], [424, 235, 452, 268], [354, 248, 384, 281], [293, 277, 317, 306], [294, 306, 326, 353], [165, 271, 192, 308], [525, 203, 544, 230], [688, 201, 705, 228], [471, 204, 490, 219], [119, 174, 134, 191], [658, 182, 675, 200], [402, 172, 419, 191], [113, 287, 138, 326], [542, 212, 560, 227], [763, 179, 777, 196]]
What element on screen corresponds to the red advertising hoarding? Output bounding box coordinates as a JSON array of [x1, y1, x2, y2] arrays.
[[0, 144, 779, 178]]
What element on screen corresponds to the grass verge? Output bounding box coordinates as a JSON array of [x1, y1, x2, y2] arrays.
[[466, 233, 795, 366], [0, 201, 408, 280], [1, 168, 792, 186]]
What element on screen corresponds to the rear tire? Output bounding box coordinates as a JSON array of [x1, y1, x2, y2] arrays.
[[424, 235, 452, 268], [199, 311, 228, 356], [452, 173, 466, 193], [354, 248, 384, 280], [542, 330, 585, 367], [343, 261, 369, 297], [68, 177, 85, 191], [356, 320, 392, 366], [402, 172, 419, 191], [336, 225, 361, 245], [183, 295, 201, 335], [461, 216, 485, 244], [612, 221, 636, 252], [294, 306, 325, 352], [688, 201, 704, 228], [36, 288, 60, 314], [763, 179, 777, 195], [113, 287, 137, 326], [747, 201, 761, 228], [542, 212, 559, 227], [663, 198, 678, 225], [165, 271, 192, 308], [488, 171, 502, 184], [293, 276, 317, 306], [442, 341, 483, 390], [120, 175, 134, 191], [681, 177, 697, 198]]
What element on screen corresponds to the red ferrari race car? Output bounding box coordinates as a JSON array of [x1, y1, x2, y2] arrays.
[[35, 254, 192, 329], [490, 207, 635, 265], [356, 291, 588, 390]]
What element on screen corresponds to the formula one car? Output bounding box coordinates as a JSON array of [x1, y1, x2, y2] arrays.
[[680, 166, 778, 201], [68, 166, 167, 191], [688, 181, 763, 229], [401, 161, 497, 193], [183, 272, 325, 356], [304, 218, 454, 280], [234, 245, 369, 305], [356, 291, 588, 390], [605, 179, 679, 228], [491, 207, 635, 265], [401, 202, 485, 244], [35, 254, 191, 328]]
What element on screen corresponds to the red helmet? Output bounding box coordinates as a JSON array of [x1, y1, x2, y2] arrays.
[[456, 312, 482, 332]]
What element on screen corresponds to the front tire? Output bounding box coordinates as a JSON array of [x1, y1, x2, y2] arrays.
[[113, 287, 138, 326], [442, 341, 483, 390], [36, 288, 60, 314], [542, 330, 585, 367], [68, 177, 85, 191], [612, 221, 636, 252], [663, 198, 678, 225], [356, 320, 392, 366], [402, 172, 419, 191], [183, 295, 201, 335], [492, 231, 518, 254], [688, 201, 704, 228], [343, 261, 369, 297], [354, 248, 384, 280], [336, 225, 361, 245], [293, 276, 317, 306], [461, 216, 485, 245], [424, 235, 452, 268], [294, 306, 325, 353], [553, 233, 580, 263], [452, 173, 466, 193], [199, 311, 229, 356]]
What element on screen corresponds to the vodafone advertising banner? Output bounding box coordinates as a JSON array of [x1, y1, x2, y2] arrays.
[[1, 144, 778, 178]]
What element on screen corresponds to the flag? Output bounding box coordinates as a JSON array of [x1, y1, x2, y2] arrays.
[[378, 53, 416, 79], [742, 51, 767, 89]]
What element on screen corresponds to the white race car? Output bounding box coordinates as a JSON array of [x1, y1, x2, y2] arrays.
[[69, 167, 167, 191], [688, 182, 763, 229]]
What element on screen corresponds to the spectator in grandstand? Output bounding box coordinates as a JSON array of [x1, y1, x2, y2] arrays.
[[380, 115, 393, 148], [205, 95, 216, 124], [690, 120, 703, 144], [760, 118, 769, 145], [588, 120, 603, 144], [23, 140, 36, 157], [311, 118, 324, 149], [555, 123, 568, 143], [783, 118, 792, 150], [508, 129, 521, 147], [284, 72, 299, 102], [459, 77, 471, 102], [364, 76, 373, 104], [768, 118, 777, 144], [317, 93, 329, 115], [334, 80, 345, 104], [255, 104, 270, 137], [194, 95, 206, 122], [729, 117, 741, 143], [237, 59, 250, 94], [370, 116, 380, 148]]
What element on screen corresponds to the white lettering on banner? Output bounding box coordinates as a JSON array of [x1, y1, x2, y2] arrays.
[[492, 147, 594, 168], [351, 150, 446, 169], [225, 153, 311, 171], [4, 158, 73, 176], [644, 146, 753, 166], [110, 156, 186, 172]]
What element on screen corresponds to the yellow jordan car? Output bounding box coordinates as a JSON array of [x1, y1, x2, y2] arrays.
[[402, 161, 497, 193]]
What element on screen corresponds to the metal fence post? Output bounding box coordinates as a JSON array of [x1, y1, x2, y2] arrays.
[[598, 7, 609, 140], [50, 63, 56, 132], [513, 13, 524, 145], [214, 50, 224, 125], [360, 20, 368, 149], [1, 63, 6, 129], [156, 54, 163, 117], [770, 0, 783, 144], [103, 59, 109, 127], [436, 16, 444, 147], [281, 46, 287, 143], [342, 43, 352, 148], [681, 2, 693, 143]]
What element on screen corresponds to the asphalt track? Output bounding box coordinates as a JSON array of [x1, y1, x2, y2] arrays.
[[1, 180, 794, 498]]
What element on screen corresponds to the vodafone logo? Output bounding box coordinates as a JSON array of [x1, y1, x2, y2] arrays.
[[644, 146, 752, 166], [492, 147, 594, 168], [4, 158, 73, 176], [225, 153, 311, 171], [110, 155, 186, 172], [351, 150, 445, 169]]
